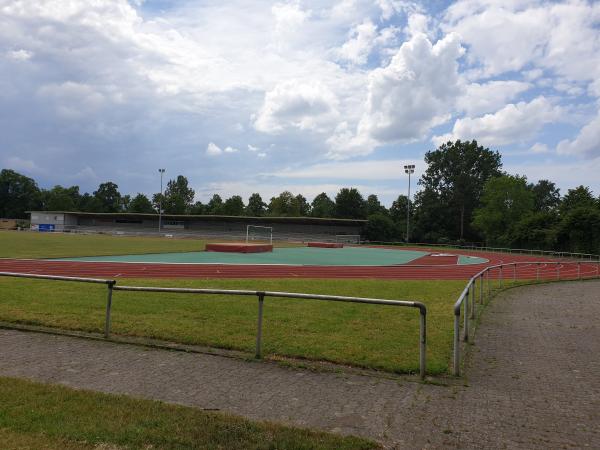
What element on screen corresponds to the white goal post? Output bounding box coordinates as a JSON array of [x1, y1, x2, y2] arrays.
[[246, 225, 273, 244], [335, 234, 361, 244]]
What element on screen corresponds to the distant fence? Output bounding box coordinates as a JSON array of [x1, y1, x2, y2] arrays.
[[452, 260, 600, 376], [0, 272, 428, 379], [365, 241, 600, 262]]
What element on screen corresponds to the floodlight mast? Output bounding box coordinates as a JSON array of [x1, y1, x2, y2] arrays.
[[404, 164, 415, 243], [158, 168, 165, 233]]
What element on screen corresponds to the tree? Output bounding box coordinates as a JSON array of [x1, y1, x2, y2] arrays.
[[78, 192, 102, 212], [557, 207, 600, 253], [207, 194, 224, 215], [128, 193, 155, 213], [529, 179, 560, 212], [419, 140, 503, 240], [189, 201, 206, 215], [41, 185, 80, 211], [364, 213, 397, 242], [560, 186, 596, 215], [310, 193, 335, 218], [294, 194, 311, 216], [472, 175, 534, 245], [268, 191, 297, 216], [509, 211, 559, 250], [162, 175, 195, 214], [93, 182, 122, 213], [223, 195, 245, 216], [335, 187, 367, 219], [366, 194, 387, 216], [246, 193, 266, 216], [0, 169, 41, 218]]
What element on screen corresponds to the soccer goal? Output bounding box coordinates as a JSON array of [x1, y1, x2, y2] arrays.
[[246, 225, 273, 244], [335, 234, 361, 244]]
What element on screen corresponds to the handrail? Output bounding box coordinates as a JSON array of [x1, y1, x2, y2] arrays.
[[114, 285, 427, 378], [452, 260, 600, 376], [0, 272, 428, 379], [364, 241, 600, 261]]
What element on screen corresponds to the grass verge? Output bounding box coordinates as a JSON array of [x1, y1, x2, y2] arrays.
[[0, 376, 378, 450], [0, 277, 464, 374]]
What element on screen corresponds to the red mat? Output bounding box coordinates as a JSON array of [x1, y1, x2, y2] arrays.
[[205, 243, 273, 253], [307, 242, 344, 248]]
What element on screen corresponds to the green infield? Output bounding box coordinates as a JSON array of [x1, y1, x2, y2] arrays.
[[0, 277, 465, 374], [55, 246, 432, 265], [0, 376, 378, 449]]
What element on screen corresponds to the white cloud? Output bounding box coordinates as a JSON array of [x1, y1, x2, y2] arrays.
[[458, 80, 531, 116], [434, 97, 562, 147], [337, 20, 378, 65], [444, 0, 600, 85], [254, 80, 339, 134], [4, 156, 41, 173], [267, 159, 422, 180], [247, 144, 259, 152], [6, 49, 33, 61], [206, 142, 223, 156], [328, 32, 464, 158], [556, 112, 600, 158], [530, 142, 549, 154]]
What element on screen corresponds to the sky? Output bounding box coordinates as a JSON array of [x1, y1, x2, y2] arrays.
[[1, 0, 599, 206]]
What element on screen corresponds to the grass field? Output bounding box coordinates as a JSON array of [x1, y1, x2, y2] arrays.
[[0, 376, 378, 449], [0, 230, 208, 259], [0, 231, 468, 374]]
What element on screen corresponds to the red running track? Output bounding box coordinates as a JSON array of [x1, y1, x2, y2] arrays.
[[1, 248, 599, 280]]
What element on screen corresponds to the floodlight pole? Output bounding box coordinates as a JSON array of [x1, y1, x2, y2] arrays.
[[158, 168, 165, 233], [404, 164, 415, 243]]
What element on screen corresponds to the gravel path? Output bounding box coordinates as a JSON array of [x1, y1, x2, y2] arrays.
[[1, 280, 598, 449]]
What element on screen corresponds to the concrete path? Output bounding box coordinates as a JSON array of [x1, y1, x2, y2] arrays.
[[1, 280, 599, 449]]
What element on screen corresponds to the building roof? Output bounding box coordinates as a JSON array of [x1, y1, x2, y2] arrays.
[[28, 211, 366, 225]]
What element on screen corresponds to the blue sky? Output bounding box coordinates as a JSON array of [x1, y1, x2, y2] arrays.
[[1, 0, 599, 205]]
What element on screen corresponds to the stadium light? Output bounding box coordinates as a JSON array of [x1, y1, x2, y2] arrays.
[[158, 168, 165, 233], [404, 164, 415, 243]]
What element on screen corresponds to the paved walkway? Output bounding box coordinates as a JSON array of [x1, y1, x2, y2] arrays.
[[1, 280, 599, 449]]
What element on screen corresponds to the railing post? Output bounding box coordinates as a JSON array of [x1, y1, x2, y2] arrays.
[[536, 263, 540, 282], [453, 313, 460, 376], [463, 291, 469, 342], [500, 266, 503, 288], [487, 269, 491, 299], [557, 264, 561, 280], [470, 282, 476, 319], [104, 281, 116, 338], [480, 273, 483, 304], [513, 263, 517, 282], [419, 308, 426, 380], [255, 293, 265, 359], [577, 262, 581, 280]]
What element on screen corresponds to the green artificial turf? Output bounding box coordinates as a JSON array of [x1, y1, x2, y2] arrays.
[[55, 246, 431, 265], [0, 376, 378, 450]]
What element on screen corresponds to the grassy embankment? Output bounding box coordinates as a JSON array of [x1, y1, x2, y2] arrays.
[[0, 376, 378, 450], [0, 231, 468, 374]]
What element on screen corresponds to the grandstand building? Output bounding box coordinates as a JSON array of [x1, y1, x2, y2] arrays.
[[28, 211, 365, 242]]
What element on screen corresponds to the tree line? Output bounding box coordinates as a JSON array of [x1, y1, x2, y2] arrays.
[[1, 140, 599, 253]]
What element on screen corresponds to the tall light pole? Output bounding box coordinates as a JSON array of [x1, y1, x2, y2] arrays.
[[404, 164, 415, 243], [158, 168, 165, 233]]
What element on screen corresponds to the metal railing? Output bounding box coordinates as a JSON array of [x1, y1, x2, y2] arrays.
[[365, 241, 600, 262], [452, 260, 600, 376], [0, 272, 428, 379]]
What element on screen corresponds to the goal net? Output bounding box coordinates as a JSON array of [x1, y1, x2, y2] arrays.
[[335, 234, 361, 244], [246, 225, 273, 244]]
